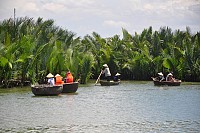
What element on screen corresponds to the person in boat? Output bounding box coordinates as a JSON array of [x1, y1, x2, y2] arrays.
[[46, 73, 55, 86], [113, 73, 121, 82], [66, 71, 74, 83], [101, 64, 111, 81], [156, 72, 165, 82], [166, 73, 175, 82], [55, 74, 64, 85]]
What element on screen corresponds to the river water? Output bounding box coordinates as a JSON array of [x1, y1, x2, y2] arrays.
[[0, 81, 200, 133]]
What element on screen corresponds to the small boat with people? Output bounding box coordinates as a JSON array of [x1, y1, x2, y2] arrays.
[[31, 73, 63, 96], [152, 79, 181, 86], [62, 71, 79, 93], [95, 64, 121, 86], [31, 84, 63, 96], [62, 82, 79, 93], [152, 72, 181, 86], [31, 72, 79, 96]]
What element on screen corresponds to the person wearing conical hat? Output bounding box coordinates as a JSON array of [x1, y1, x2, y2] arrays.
[[46, 73, 55, 85], [157, 72, 165, 81], [113, 73, 121, 82], [55, 74, 64, 85], [102, 64, 111, 81], [166, 72, 175, 82]]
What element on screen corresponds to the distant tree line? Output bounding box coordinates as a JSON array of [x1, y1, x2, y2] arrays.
[[0, 17, 199, 87]]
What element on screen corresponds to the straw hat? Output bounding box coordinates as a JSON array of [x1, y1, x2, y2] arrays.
[[46, 73, 54, 78], [158, 72, 163, 76], [103, 64, 108, 67], [55, 74, 61, 77], [115, 73, 121, 76], [167, 73, 173, 76]]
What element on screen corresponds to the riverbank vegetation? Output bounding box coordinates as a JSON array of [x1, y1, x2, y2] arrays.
[[0, 17, 199, 87]]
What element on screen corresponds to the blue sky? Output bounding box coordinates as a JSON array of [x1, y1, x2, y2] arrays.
[[0, 0, 200, 37]]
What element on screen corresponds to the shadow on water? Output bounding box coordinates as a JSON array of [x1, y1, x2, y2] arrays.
[[62, 92, 79, 95], [31, 95, 63, 98]]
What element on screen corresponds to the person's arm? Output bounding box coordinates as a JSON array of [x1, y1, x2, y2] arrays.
[[160, 77, 165, 81], [101, 69, 105, 74]]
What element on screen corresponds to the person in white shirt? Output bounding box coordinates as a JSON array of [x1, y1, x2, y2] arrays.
[[46, 73, 55, 86], [101, 64, 111, 81], [157, 72, 165, 81]]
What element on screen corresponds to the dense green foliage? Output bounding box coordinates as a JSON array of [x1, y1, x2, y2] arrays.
[[0, 17, 199, 87]]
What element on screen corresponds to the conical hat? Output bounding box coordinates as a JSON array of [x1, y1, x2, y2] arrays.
[[103, 64, 108, 67], [158, 72, 163, 76], [46, 73, 54, 78], [115, 73, 121, 76], [167, 73, 173, 76], [55, 74, 61, 77]]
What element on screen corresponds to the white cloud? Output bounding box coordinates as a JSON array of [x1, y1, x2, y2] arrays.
[[0, 0, 199, 37], [103, 20, 129, 28], [143, 4, 154, 10], [42, 2, 65, 12], [24, 2, 39, 12]]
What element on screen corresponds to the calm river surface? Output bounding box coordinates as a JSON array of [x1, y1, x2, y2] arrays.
[[0, 81, 200, 133]]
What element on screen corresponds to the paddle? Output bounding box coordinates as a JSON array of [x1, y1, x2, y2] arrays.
[[95, 70, 103, 85]]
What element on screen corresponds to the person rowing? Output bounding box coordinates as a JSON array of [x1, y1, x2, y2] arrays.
[[166, 73, 175, 82], [101, 64, 111, 81]]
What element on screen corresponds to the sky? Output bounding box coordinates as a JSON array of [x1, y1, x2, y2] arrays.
[[0, 0, 200, 38]]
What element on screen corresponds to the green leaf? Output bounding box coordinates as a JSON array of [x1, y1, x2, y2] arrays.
[[163, 58, 173, 69], [0, 57, 9, 67], [8, 62, 12, 69], [15, 58, 24, 63]]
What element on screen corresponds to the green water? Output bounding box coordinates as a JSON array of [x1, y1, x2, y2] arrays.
[[0, 81, 200, 132]]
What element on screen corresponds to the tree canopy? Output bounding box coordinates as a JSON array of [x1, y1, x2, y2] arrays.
[[0, 17, 199, 87]]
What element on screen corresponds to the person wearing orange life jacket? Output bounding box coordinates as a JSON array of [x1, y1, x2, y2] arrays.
[[55, 74, 64, 85], [66, 71, 74, 83]]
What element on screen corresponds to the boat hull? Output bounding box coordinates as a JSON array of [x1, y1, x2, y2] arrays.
[[31, 85, 63, 96], [62, 82, 79, 93], [153, 80, 181, 86], [100, 80, 120, 86]]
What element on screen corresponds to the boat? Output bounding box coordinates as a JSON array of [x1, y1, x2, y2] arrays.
[[99, 80, 120, 86], [31, 84, 63, 96], [152, 78, 181, 86], [62, 82, 79, 93]]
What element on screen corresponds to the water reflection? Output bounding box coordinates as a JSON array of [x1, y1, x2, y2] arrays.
[[0, 81, 200, 132]]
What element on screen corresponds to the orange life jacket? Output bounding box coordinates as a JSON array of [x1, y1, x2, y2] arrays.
[[66, 72, 74, 83], [55, 76, 64, 85]]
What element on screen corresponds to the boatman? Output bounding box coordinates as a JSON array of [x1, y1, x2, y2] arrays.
[[101, 64, 111, 81], [166, 73, 175, 82]]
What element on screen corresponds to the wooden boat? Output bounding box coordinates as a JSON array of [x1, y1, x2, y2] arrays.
[[99, 80, 120, 86], [152, 78, 181, 86], [62, 82, 79, 93], [31, 84, 63, 96]]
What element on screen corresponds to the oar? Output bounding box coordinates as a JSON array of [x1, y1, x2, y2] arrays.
[[95, 70, 103, 85]]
